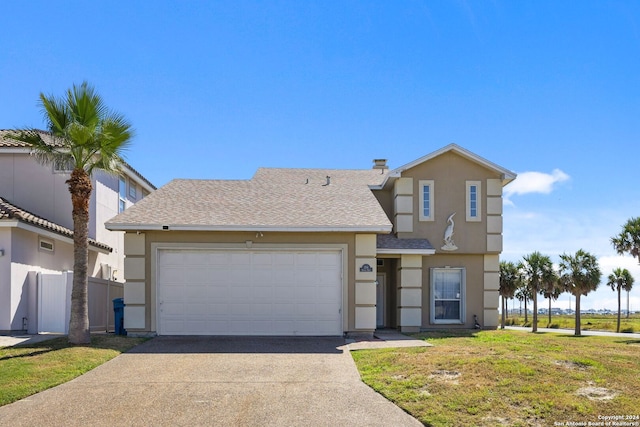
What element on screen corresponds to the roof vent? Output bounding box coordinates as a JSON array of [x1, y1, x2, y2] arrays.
[[373, 159, 388, 170], [323, 176, 331, 186]]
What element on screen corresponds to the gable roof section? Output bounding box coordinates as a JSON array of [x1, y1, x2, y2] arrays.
[[106, 168, 393, 232], [0, 197, 112, 252], [0, 129, 156, 191], [378, 143, 517, 188]]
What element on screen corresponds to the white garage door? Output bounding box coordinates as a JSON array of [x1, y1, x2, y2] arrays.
[[157, 249, 343, 336]]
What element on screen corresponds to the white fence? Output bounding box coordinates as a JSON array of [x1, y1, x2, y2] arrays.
[[36, 272, 124, 333]]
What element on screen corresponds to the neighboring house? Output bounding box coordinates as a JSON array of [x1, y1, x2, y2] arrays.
[[106, 144, 516, 337], [0, 130, 155, 333]]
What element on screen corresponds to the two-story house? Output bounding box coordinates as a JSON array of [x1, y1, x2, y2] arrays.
[[106, 144, 515, 336], [0, 130, 155, 333]]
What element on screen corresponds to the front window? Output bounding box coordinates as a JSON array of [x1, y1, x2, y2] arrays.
[[119, 177, 126, 213], [431, 267, 465, 324], [466, 181, 481, 222], [53, 158, 74, 173], [419, 180, 434, 221]]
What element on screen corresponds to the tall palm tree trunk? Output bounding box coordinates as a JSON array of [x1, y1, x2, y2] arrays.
[[617, 287, 622, 333], [524, 298, 528, 323], [532, 295, 538, 332], [548, 298, 552, 326], [68, 169, 92, 345], [574, 295, 581, 336]]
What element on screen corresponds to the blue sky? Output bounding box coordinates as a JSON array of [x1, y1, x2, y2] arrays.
[[2, 1, 639, 311]]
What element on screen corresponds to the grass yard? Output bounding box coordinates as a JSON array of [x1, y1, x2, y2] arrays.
[[504, 313, 640, 333], [352, 330, 640, 427], [0, 334, 146, 407]]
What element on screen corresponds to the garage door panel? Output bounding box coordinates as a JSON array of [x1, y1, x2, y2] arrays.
[[158, 249, 342, 336]]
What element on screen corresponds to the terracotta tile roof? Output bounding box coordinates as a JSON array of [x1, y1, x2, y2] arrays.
[[0, 196, 112, 252], [0, 129, 156, 190], [106, 168, 393, 232]]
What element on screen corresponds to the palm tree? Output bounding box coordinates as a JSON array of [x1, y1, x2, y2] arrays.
[[499, 261, 520, 329], [514, 262, 532, 324], [558, 250, 602, 336], [607, 268, 634, 333], [611, 218, 640, 319], [611, 217, 640, 263], [521, 252, 555, 332], [5, 82, 132, 344], [539, 265, 561, 327]]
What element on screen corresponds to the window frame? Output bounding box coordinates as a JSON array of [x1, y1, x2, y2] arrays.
[[52, 158, 74, 174], [128, 180, 137, 199], [418, 180, 435, 221], [118, 177, 127, 213], [430, 267, 466, 324], [39, 238, 54, 253], [466, 180, 482, 222]]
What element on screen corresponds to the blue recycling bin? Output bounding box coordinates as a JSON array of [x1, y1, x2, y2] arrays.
[[113, 298, 127, 336]]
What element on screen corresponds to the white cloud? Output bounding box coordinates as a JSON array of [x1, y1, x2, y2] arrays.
[[504, 169, 570, 205]]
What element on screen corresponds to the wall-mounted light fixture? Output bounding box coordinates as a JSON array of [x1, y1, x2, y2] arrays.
[[0, 249, 4, 257]]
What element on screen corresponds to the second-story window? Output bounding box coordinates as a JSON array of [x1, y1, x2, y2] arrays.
[[466, 181, 481, 222], [419, 180, 434, 221], [119, 177, 126, 213], [129, 181, 137, 199]]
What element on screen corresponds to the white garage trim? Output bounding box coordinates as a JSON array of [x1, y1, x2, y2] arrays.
[[151, 243, 348, 336]]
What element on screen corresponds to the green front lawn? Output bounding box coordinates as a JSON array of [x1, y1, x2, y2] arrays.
[[352, 330, 640, 427], [0, 335, 146, 406]]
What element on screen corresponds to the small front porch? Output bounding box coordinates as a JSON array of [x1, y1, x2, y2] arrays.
[[375, 234, 436, 333]]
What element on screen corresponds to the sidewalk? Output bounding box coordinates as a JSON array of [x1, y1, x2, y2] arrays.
[[505, 325, 640, 339], [0, 334, 63, 348]]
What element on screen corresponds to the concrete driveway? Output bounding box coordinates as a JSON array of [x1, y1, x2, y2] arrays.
[[0, 336, 423, 426]]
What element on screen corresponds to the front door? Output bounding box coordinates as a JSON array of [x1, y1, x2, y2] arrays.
[[376, 274, 385, 328]]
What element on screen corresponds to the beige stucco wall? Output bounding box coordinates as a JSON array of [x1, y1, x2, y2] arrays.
[[422, 253, 485, 329], [379, 151, 504, 254], [125, 230, 365, 334]]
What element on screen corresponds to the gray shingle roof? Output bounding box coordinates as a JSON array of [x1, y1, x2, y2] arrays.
[[377, 234, 434, 251], [0, 196, 112, 252], [106, 168, 393, 232]]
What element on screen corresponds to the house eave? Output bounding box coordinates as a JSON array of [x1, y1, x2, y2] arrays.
[[106, 223, 394, 233], [378, 144, 517, 188], [376, 248, 436, 255], [0, 220, 112, 254]]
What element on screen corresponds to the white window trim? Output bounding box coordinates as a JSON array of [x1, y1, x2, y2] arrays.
[[129, 180, 137, 199], [430, 267, 466, 324], [39, 238, 55, 253], [52, 158, 74, 174], [119, 177, 127, 213], [418, 180, 434, 221], [466, 181, 482, 222]]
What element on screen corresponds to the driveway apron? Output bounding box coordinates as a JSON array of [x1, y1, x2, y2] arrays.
[[0, 336, 423, 426]]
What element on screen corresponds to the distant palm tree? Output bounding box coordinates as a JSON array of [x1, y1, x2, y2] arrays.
[[521, 252, 555, 332], [515, 261, 532, 324], [607, 268, 634, 333], [611, 218, 640, 319], [499, 261, 520, 329], [611, 217, 640, 263], [540, 265, 561, 327], [5, 82, 132, 344], [558, 250, 602, 336]]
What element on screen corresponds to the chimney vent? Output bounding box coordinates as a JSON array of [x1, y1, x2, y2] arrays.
[[373, 159, 388, 170]]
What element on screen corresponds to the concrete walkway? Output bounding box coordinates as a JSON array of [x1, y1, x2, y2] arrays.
[[505, 325, 640, 339], [0, 335, 425, 426], [0, 333, 63, 347]]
